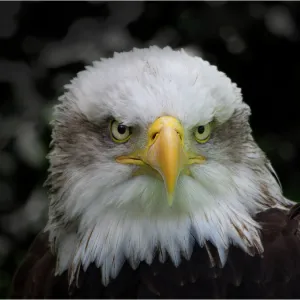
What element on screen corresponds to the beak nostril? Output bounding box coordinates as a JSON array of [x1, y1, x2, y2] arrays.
[[176, 130, 183, 140], [151, 130, 182, 142], [151, 132, 158, 141]]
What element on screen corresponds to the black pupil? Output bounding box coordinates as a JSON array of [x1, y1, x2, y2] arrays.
[[117, 124, 127, 134], [198, 126, 205, 134]]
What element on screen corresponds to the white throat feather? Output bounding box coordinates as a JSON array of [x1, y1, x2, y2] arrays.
[[46, 160, 287, 286]]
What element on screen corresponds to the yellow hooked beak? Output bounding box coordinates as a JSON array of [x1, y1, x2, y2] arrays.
[[116, 116, 205, 206]]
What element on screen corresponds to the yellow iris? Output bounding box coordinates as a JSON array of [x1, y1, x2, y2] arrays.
[[194, 123, 211, 143], [110, 120, 132, 143]]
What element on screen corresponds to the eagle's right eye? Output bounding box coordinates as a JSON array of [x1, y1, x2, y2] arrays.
[[110, 120, 132, 143], [194, 123, 211, 143]]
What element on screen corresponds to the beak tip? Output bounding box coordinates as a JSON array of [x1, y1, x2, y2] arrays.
[[167, 194, 174, 207]]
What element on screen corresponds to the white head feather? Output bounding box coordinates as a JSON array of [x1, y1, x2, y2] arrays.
[[45, 46, 291, 285]]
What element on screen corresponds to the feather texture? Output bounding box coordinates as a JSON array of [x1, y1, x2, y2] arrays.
[[11, 204, 300, 299], [43, 47, 291, 283]]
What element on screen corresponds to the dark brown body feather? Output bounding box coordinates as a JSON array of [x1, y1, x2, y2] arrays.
[[10, 204, 300, 299]]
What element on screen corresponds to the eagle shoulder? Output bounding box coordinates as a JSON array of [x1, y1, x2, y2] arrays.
[[10, 232, 69, 299], [226, 203, 300, 298]]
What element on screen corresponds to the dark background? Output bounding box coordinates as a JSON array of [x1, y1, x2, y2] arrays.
[[0, 1, 300, 297]]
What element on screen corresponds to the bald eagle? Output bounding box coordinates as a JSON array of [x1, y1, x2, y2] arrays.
[[11, 46, 300, 298]]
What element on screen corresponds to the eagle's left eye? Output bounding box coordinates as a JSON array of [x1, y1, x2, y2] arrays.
[[194, 123, 211, 143], [110, 120, 132, 143]]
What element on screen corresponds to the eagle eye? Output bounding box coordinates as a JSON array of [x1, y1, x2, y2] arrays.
[[194, 123, 211, 143], [110, 120, 132, 143]]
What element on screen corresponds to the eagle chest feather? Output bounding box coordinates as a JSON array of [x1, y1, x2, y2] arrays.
[[11, 205, 300, 299]]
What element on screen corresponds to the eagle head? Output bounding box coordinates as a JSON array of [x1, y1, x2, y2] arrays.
[[45, 46, 287, 285]]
